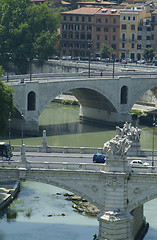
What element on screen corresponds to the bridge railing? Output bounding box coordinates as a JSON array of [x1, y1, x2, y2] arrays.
[[12, 145, 105, 154], [0, 160, 106, 172]]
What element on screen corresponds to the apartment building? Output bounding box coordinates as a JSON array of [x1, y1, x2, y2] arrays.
[[119, 5, 148, 61], [60, 7, 121, 59]]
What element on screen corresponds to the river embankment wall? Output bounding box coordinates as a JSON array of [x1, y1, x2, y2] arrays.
[[0, 181, 20, 210]]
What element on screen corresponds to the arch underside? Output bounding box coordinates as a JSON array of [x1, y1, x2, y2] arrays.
[[71, 88, 117, 112]]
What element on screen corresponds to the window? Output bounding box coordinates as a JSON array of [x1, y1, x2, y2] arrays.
[[87, 34, 92, 40], [133, 16, 136, 21], [128, 16, 130, 20], [82, 25, 84, 30], [146, 36, 151, 40], [96, 18, 101, 23], [88, 16, 91, 22], [122, 42, 125, 48], [132, 33, 135, 41], [70, 16, 73, 21], [152, 34, 154, 40], [147, 27, 151, 31], [104, 35, 108, 40], [69, 33, 73, 39], [75, 25, 80, 30], [152, 16, 155, 23], [121, 86, 128, 104], [87, 25, 92, 31], [28, 91, 36, 111], [112, 35, 116, 41], [80, 33, 85, 40], [112, 44, 116, 50], [82, 16, 85, 22], [138, 35, 142, 40], [113, 18, 116, 23], [76, 16, 79, 21], [105, 18, 108, 23], [96, 27, 101, 32], [104, 27, 108, 32], [75, 33, 79, 39], [97, 35, 100, 40], [62, 32, 67, 38], [62, 24, 67, 30], [132, 43, 134, 48], [69, 24, 73, 30], [122, 24, 126, 30], [138, 26, 142, 31], [123, 16, 126, 20], [122, 33, 125, 41], [137, 44, 141, 49], [97, 43, 100, 49], [113, 27, 116, 32], [63, 16, 66, 21], [131, 25, 135, 30]]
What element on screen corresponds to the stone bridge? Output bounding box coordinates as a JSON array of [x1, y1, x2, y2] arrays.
[[1, 126, 157, 240], [1, 150, 157, 239], [11, 75, 157, 134]]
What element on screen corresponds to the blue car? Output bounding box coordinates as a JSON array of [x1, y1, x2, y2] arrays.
[[93, 153, 105, 163]]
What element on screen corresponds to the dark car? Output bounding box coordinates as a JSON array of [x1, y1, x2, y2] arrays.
[[0, 142, 13, 160], [93, 153, 105, 163]]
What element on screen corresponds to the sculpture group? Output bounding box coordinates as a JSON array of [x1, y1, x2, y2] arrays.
[[103, 122, 141, 158]]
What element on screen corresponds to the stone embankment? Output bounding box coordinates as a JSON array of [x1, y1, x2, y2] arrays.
[[0, 181, 20, 211]]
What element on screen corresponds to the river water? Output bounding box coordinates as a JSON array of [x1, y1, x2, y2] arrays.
[[0, 102, 157, 239]]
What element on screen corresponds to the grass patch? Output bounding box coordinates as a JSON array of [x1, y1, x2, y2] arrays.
[[61, 100, 79, 106]]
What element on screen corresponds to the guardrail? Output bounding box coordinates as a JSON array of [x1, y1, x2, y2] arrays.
[[12, 145, 105, 154], [12, 145, 157, 156], [0, 160, 106, 172]]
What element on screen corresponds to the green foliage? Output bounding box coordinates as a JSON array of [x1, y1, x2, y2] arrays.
[[0, 0, 61, 73], [143, 48, 154, 62], [61, 99, 79, 105], [99, 43, 113, 59], [0, 76, 14, 136]]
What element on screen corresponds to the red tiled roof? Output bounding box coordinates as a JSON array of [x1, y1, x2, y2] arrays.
[[62, 7, 101, 15], [61, 1, 71, 5], [62, 7, 121, 15], [77, 1, 117, 5]]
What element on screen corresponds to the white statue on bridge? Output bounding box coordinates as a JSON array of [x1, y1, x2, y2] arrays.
[[116, 122, 141, 142], [103, 135, 131, 158]]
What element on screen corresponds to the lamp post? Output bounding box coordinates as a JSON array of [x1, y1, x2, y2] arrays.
[[88, 42, 92, 78], [112, 54, 115, 78], [21, 110, 24, 145], [152, 115, 155, 169], [8, 112, 11, 145]]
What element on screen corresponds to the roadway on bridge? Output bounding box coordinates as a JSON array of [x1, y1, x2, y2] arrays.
[[7, 151, 157, 167]]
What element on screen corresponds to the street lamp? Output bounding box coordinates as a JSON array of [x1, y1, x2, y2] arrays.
[[112, 54, 115, 78], [21, 110, 24, 145], [152, 114, 156, 170], [8, 112, 11, 145], [88, 42, 92, 78]]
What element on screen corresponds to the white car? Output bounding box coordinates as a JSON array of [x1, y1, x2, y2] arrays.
[[130, 160, 150, 167]]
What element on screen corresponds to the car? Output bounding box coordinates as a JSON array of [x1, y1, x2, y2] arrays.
[[129, 160, 149, 167], [137, 59, 145, 64], [93, 153, 105, 163]]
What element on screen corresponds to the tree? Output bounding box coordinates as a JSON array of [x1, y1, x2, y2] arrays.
[[0, 0, 60, 73], [143, 48, 154, 63], [0, 67, 14, 136], [100, 43, 113, 59]]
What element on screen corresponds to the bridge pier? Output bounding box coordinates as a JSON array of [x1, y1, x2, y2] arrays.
[[80, 106, 131, 126], [98, 210, 133, 240]]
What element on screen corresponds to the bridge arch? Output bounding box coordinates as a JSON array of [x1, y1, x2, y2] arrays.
[[128, 185, 157, 213], [38, 85, 118, 118]]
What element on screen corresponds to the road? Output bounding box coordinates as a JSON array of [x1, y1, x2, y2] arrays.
[[7, 151, 157, 167]]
